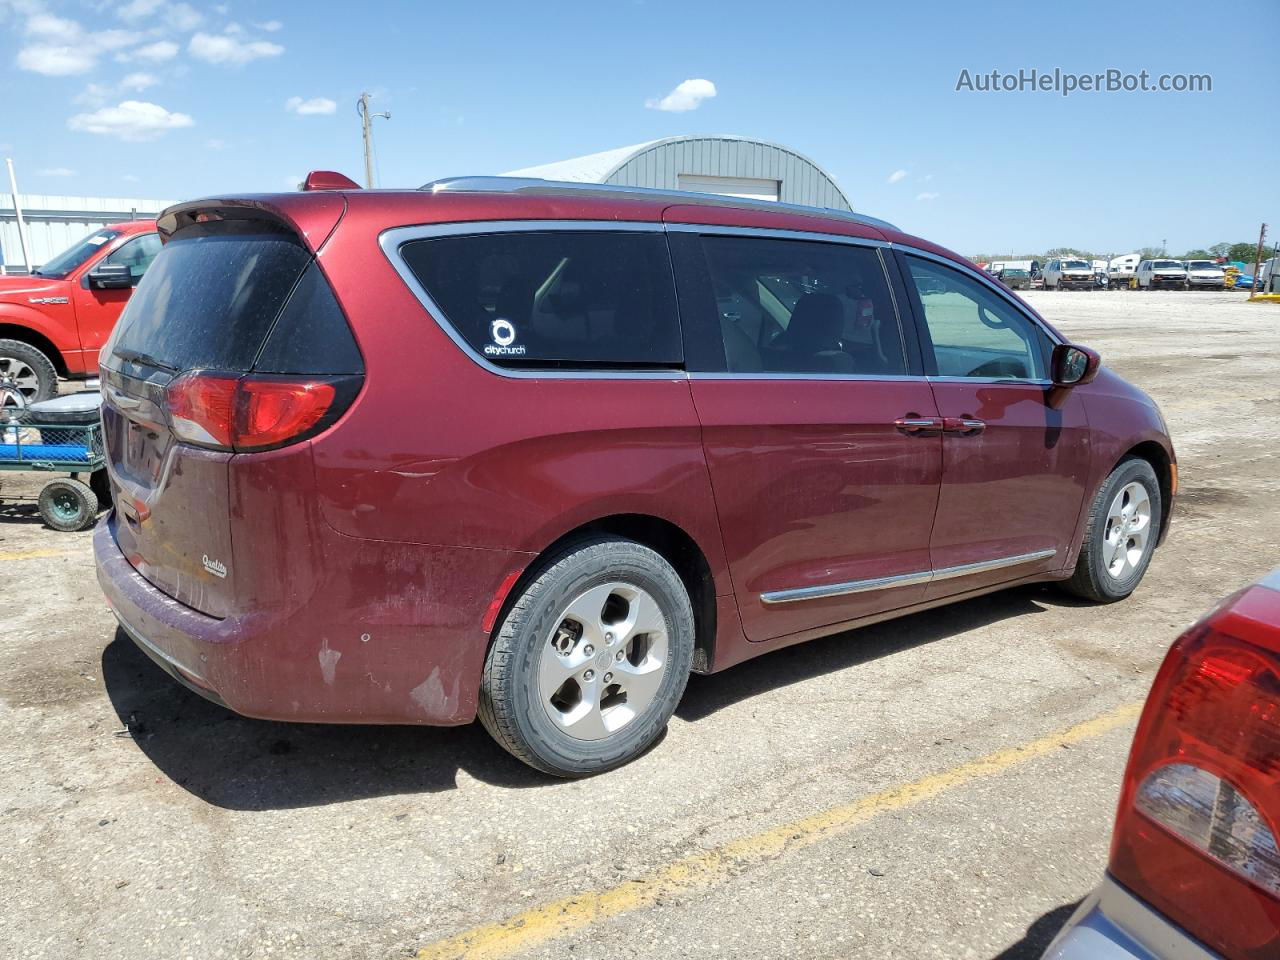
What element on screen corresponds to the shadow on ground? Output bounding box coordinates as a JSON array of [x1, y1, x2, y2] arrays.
[[991, 900, 1081, 958], [102, 582, 1074, 811]]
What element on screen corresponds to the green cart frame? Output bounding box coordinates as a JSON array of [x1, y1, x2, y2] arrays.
[[0, 419, 108, 531]]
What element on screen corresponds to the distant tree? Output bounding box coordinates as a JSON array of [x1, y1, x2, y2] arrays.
[[1228, 242, 1260, 263], [1045, 247, 1092, 260], [1209, 242, 1232, 258], [1138, 247, 1164, 260], [1180, 249, 1213, 260]]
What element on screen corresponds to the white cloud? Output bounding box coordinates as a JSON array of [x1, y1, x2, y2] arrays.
[[254, 19, 282, 31], [164, 2, 202, 31], [116, 0, 164, 21], [91, 28, 140, 50], [73, 82, 112, 106], [36, 167, 77, 177], [26, 12, 80, 38], [645, 78, 716, 112], [285, 95, 336, 115], [887, 169, 907, 184], [915, 192, 940, 202], [17, 44, 97, 75], [121, 71, 158, 90], [126, 39, 179, 62], [189, 31, 283, 65], [68, 99, 193, 141]]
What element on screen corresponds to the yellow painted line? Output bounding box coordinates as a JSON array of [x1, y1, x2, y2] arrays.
[[0, 547, 78, 562], [415, 701, 1144, 960]]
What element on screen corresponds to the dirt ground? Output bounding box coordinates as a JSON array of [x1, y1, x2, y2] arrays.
[[1, 289, 1276, 960]]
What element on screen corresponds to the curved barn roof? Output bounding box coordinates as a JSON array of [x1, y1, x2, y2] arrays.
[[503, 135, 853, 211]]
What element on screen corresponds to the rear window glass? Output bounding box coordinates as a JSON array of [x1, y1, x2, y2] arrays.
[[399, 231, 682, 369], [110, 231, 311, 372]]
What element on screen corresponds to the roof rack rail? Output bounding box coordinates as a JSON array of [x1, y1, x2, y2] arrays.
[[420, 176, 900, 233]]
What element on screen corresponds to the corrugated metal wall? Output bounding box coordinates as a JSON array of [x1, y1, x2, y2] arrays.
[[0, 194, 173, 271], [605, 138, 852, 211]]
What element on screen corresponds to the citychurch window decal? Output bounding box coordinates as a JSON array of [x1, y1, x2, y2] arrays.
[[484, 318, 527, 357]]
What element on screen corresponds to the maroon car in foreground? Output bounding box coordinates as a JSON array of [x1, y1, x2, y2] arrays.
[[94, 173, 1176, 776], [1047, 570, 1280, 960]]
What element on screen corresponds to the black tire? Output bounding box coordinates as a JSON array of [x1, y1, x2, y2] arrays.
[[1061, 458, 1162, 603], [37, 477, 99, 532], [478, 537, 695, 777], [89, 469, 113, 509], [0, 339, 58, 405]]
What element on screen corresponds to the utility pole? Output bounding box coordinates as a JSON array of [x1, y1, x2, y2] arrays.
[[1249, 222, 1267, 301], [357, 92, 390, 189], [1161, 238, 1167, 256], [5, 158, 32, 274]]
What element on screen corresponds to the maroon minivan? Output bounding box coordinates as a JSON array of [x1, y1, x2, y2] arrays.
[[95, 174, 1176, 776]]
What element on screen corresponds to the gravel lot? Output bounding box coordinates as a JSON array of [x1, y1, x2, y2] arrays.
[[1, 290, 1276, 960]]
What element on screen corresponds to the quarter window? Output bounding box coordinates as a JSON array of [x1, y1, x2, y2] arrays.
[[905, 256, 1048, 380], [691, 235, 907, 375], [400, 231, 682, 370]]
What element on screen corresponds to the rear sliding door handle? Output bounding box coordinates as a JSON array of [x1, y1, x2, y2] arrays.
[[943, 417, 986, 435], [894, 416, 944, 435]]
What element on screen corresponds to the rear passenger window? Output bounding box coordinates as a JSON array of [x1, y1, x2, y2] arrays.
[[689, 235, 907, 375], [905, 256, 1048, 380], [399, 231, 682, 370]]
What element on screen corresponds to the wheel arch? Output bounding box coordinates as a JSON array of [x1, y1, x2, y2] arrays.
[[0, 320, 69, 377], [1120, 440, 1174, 545], [490, 513, 719, 675]]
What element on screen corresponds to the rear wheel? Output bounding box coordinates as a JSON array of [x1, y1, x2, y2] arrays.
[[0, 339, 57, 405], [1061, 458, 1162, 603], [478, 537, 695, 777], [37, 477, 98, 532]]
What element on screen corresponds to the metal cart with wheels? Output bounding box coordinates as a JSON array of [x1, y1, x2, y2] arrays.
[[1, 387, 107, 532]]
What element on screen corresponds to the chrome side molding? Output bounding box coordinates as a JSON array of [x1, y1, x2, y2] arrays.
[[759, 549, 1058, 605]]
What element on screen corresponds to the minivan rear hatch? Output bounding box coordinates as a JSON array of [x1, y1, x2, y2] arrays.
[[100, 211, 361, 617]]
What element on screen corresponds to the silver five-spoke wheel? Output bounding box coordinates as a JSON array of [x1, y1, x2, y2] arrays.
[[539, 582, 668, 741], [1103, 481, 1151, 580], [0, 356, 39, 403]]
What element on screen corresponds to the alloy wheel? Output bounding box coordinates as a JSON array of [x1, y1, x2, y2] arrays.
[[1103, 481, 1152, 580]]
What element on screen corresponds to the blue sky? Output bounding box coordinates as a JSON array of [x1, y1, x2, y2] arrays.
[[0, 0, 1274, 255]]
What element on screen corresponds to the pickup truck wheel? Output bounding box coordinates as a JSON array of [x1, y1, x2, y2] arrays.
[[0, 339, 57, 404]]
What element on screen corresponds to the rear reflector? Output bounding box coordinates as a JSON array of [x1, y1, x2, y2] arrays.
[[165, 372, 344, 452], [1109, 582, 1280, 960]]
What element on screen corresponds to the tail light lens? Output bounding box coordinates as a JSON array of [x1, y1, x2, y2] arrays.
[[165, 372, 354, 452], [1110, 581, 1280, 959]]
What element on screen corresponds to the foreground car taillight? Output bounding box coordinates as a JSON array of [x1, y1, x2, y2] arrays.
[[165, 371, 354, 451], [1110, 580, 1280, 959]]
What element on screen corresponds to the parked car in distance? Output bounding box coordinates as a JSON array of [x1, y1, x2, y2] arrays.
[[1108, 253, 1141, 290], [0, 221, 160, 402], [94, 172, 1177, 776], [1136, 259, 1189, 291], [1184, 259, 1226, 290], [1258, 257, 1279, 294], [998, 267, 1031, 289], [1044, 258, 1095, 290], [1045, 569, 1280, 960]]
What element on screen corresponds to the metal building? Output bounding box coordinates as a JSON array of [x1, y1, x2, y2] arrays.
[[0, 193, 173, 272], [503, 135, 853, 211]]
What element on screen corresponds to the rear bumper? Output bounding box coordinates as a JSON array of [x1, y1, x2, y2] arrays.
[[1044, 874, 1221, 960], [95, 512, 525, 725]]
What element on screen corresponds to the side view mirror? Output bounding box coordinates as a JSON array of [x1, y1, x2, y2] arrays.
[[88, 263, 133, 290], [1051, 343, 1101, 387]]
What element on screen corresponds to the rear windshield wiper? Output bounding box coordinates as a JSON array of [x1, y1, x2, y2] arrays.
[[113, 348, 177, 372]]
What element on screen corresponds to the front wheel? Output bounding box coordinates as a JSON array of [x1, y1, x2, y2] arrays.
[[1061, 458, 1162, 603], [478, 537, 695, 777], [0, 339, 57, 405]]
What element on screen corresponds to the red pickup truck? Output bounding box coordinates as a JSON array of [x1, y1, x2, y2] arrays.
[[0, 221, 160, 403]]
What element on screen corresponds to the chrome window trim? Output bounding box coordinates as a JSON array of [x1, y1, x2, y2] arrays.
[[379, 220, 687, 381], [690, 372, 923, 383], [760, 548, 1057, 605], [893, 243, 1066, 349]]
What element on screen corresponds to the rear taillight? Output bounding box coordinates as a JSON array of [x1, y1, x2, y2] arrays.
[[165, 371, 351, 452], [1110, 582, 1280, 960]]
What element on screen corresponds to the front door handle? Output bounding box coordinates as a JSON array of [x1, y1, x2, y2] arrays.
[[894, 416, 944, 435], [943, 417, 986, 435]]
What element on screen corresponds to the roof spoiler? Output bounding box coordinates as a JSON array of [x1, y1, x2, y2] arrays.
[[302, 171, 361, 191]]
